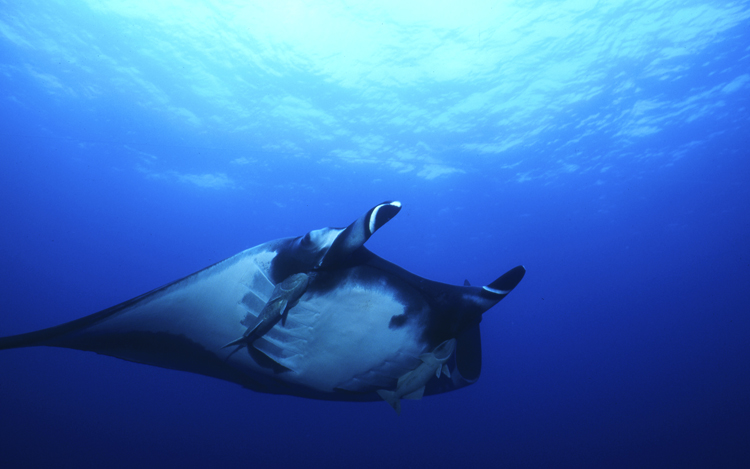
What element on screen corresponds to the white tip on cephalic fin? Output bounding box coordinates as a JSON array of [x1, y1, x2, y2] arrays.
[[482, 285, 510, 295]]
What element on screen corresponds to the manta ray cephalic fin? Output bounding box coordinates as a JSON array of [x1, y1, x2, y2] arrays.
[[317, 201, 401, 269]]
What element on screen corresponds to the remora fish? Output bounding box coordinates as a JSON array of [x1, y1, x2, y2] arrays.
[[377, 338, 457, 414]]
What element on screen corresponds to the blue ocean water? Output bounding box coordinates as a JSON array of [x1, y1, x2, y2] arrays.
[[1, 0, 749, 467]]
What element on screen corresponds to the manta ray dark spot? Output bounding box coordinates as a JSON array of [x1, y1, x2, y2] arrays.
[[389, 314, 408, 328]]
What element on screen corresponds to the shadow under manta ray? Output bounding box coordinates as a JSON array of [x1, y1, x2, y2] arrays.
[[0, 201, 525, 410]]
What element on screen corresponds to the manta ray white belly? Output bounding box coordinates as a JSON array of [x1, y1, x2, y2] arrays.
[[250, 283, 424, 392]]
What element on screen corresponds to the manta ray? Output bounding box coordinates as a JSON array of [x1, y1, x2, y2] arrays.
[[0, 202, 525, 412]]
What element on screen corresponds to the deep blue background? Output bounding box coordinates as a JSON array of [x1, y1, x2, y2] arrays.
[[1, 1, 750, 467]]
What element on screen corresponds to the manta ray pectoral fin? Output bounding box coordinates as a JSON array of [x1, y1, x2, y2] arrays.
[[0, 296, 137, 351], [318, 201, 401, 269]]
